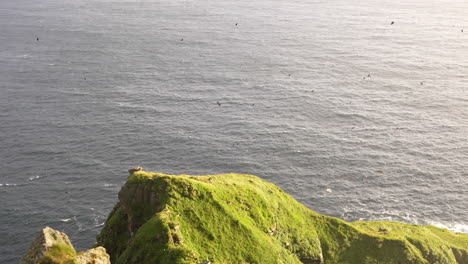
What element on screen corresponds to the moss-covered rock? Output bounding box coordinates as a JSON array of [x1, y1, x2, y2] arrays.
[[97, 171, 468, 264], [22, 227, 110, 264], [21, 227, 78, 264]]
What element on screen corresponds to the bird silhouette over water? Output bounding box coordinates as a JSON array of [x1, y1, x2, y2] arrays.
[[217, 101, 221, 106], [36, 37, 39, 41], [390, 21, 395, 25], [235, 23, 238, 26], [180, 38, 184, 41]]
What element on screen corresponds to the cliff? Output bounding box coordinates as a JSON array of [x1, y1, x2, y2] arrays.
[[94, 171, 468, 264]]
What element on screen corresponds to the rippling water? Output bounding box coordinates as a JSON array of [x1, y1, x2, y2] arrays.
[[1, 0, 468, 262]]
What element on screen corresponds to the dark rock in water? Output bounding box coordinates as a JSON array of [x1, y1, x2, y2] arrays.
[[21, 227, 110, 264]]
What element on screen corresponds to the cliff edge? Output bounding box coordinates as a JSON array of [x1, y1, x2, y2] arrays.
[[94, 171, 468, 264]]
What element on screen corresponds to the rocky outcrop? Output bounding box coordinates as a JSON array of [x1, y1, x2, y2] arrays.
[[127, 166, 142, 175], [21, 227, 75, 264], [22, 227, 110, 264], [76, 247, 110, 264], [96, 171, 468, 264]]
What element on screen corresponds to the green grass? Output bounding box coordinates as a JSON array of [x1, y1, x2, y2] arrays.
[[97, 171, 468, 264], [38, 243, 78, 264]]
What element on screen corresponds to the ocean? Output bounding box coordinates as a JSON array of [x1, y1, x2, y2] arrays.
[[1, 0, 467, 262]]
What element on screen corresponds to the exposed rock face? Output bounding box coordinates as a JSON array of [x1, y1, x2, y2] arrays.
[[118, 178, 164, 233], [76, 247, 110, 264], [21, 227, 74, 264], [22, 227, 110, 264]]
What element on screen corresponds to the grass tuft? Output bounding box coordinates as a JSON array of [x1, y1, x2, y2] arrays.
[[38, 243, 78, 264]]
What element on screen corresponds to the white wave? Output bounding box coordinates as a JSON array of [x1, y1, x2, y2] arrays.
[[77, 221, 84, 231], [0, 183, 17, 187], [28, 175, 41, 181], [426, 221, 468, 234], [364, 211, 468, 234], [342, 208, 468, 234], [60, 216, 77, 223], [326, 188, 332, 193]]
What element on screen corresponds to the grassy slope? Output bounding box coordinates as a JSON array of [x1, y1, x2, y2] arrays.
[[97, 171, 468, 264]]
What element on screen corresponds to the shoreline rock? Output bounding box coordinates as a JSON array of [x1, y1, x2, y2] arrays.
[[21, 227, 110, 264], [21, 227, 75, 264]]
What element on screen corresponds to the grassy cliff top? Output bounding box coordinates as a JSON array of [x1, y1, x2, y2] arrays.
[[97, 171, 468, 264]]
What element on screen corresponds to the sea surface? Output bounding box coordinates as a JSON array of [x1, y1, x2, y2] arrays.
[[1, 0, 468, 262]]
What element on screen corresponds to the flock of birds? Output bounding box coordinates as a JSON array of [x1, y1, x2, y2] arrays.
[[34, 20, 463, 107]]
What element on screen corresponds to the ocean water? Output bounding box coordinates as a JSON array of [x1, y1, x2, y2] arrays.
[[1, 0, 467, 262]]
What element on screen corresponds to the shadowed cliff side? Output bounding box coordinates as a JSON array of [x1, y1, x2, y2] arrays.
[[96, 171, 468, 264]]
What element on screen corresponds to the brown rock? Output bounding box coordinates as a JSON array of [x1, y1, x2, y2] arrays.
[[76, 247, 110, 264], [128, 166, 142, 175]]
